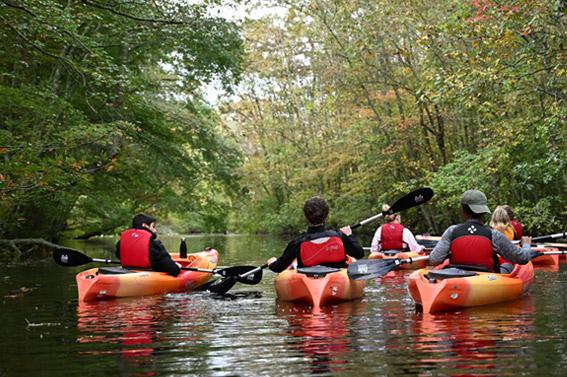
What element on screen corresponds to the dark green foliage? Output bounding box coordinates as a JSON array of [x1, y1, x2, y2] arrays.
[[0, 0, 243, 240]]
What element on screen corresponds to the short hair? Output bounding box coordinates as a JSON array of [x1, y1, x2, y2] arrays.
[[132, 213, 156, 228], [461, 204, 484, 220], [303, 197, 329, 225]]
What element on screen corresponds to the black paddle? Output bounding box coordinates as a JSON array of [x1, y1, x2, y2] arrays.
[[52, 248, 263, 285], [196, 263, 269, 294], [350, 187, 434, 229], [347, 255, 430, 280]]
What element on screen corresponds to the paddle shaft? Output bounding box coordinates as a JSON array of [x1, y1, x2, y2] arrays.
[[64, 251, 237, 275]]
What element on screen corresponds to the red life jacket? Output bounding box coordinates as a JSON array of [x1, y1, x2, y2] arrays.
[[380, 223, 405, 251], [299, 231, 346, 267], [511, 220, 523, 240], [449, 222, 498, 272], [119, 228, 152, 268]]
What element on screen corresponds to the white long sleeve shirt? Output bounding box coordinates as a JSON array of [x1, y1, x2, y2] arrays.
[[370, 225, 424, 252]]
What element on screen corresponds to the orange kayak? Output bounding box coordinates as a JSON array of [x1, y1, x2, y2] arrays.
[[76, 249, 218, 301], [368, 250, 427, 269], [275, 267, 365, 307], [407, 262, 534, 313], [530, 247, 560, 267]]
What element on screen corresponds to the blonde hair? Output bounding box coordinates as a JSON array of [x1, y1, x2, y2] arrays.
[[382, 204, 399, 223], [490, 206, 511, 232]]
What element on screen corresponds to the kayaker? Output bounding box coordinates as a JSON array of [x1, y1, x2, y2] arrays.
[[429, 190, 534, 273], [115, 213, 181, 276], [490, 206, 515, 240], [266, 196, 365, 272], [369, 204, 424, 254], [503, 204, 524, 240]]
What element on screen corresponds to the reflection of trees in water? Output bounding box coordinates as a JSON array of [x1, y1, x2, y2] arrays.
[[277, 300, 367, 375], [76, 295, 213, 376]]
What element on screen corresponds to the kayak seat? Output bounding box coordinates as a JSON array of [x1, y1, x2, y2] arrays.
[[427, 268, 479, 280], [297, 265, 340, 278], [97, 267, 136, 275]]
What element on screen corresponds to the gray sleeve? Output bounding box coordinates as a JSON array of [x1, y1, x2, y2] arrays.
[[491, 230, 531, 264], [429, 226, 455, 265]]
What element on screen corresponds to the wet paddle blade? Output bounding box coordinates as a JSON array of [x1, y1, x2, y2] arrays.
[[196, 277, 238, 294], [347, 259, 400, 280], [53, 248, 93, 267]]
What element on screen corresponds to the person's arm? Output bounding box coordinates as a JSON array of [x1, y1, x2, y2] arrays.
[[268, 240, 299, 273], [340, 231, 365, 259], [429, 226, 455, 265], [491, 230, 531, 264], [370, 226, 382, 252], [402, 228, 424, 252], [150, 240, 181, 276]]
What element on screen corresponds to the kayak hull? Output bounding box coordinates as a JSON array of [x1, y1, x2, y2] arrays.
[[368, 251, 427, 269], [76, 249, 218, 302], [407, 262, 534, 313], [275, 268, 365, 307]]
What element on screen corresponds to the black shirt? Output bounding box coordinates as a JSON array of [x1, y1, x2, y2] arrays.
[[268, 225, 365, 273]]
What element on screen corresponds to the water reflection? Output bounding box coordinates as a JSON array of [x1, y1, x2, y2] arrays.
[[76, 295, 214, 376], [410, 296, 536, 376], [276, 300, 367, 375]]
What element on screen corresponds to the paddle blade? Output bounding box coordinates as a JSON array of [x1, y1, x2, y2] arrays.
[[347, 259, 400, 280], [53, 248, 92, 267], [388, 187, 434, 214], [196, 277, 238, 294]]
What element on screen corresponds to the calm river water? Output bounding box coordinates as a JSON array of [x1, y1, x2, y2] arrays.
[[1, 234, 567, 376]]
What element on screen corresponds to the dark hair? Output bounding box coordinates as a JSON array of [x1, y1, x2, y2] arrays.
[[502, 205, 516, 220], [461, 204, 484, 220], [303, 197, 329, 225], [132, 213, 156, 228]]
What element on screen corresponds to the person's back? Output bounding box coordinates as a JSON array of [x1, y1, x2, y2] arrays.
[[267, 197, 365, 272], [115, 213, 181, 276], [370, 204, 423, 254], [429, 190, 532, 273]]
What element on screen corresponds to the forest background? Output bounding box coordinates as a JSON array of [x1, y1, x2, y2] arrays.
[[0, 0, 565, 255]]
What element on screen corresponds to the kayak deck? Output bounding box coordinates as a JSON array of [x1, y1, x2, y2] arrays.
[[275, 267, 365, 307], [76, 249, 218, 302], [407, 262, 534, 313]]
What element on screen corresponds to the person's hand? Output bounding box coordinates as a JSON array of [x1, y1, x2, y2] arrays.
[[521, 236, 532, 248], [340, 226, 352, 236], [267, 257, 277, 266], [528, 249, 542, 260]]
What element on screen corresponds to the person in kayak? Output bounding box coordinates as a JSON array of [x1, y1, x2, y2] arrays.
[[503, 204, 524, 240], [266, 196, 365, 272], [369, 204, 424, 254], [115, 213, 181, 276], [429, 190, 535, 273], [490, 206, 515, 240]]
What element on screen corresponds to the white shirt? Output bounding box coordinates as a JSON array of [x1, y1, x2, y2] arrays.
[[370, 225, 424, 252]]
